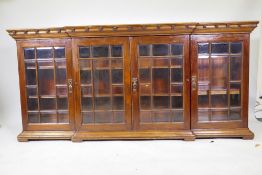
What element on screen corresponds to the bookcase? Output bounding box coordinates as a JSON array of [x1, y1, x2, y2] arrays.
[[7, 21, 258, 141]]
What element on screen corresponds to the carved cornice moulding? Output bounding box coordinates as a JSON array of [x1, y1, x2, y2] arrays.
[[7, 21, 259, 39]]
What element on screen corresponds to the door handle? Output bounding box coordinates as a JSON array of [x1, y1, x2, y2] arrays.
[[132, 77, 138, 92], [68, 79, 73, 93], [191, 75, 197, 91]]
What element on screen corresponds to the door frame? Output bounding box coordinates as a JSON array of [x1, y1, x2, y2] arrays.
[[17, 39, 75, 131], [130, 35, 191, 130], [72, 37, 132, 131], [190, 34, 249, 129]]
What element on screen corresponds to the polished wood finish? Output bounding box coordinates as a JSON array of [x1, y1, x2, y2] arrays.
[[8, 21, 258, 141], [7, 21, 258, 39], [18, 131, 74, 142], [72, 130, 195, 142]]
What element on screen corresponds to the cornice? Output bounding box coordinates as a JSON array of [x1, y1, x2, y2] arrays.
[[7, 21, 259, 40]]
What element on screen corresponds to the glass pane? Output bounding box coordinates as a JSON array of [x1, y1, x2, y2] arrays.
[[57, 86, 67, 96], [28, 112, 39, 123], [211, 57, 228, 90], [211, 43, 229, 54], [113, 96, 124, 110], [40, 112, 57, 123], [140, 84, 151, 95], [37, 47, 53, 59], [211, 110, 228, 121], [95, 112, 112, 123], [25, 62, 37, 85], [198, 43, 209, 55], [112, 58, 123, 68], [24, 48, 35, 59], [171, 110, 183, 122], [93, 59, 109, 69], [230, 94, 241, 107], [38, 61, 55, 95], [198, 95, 209, 108], [139, 69, 151, 83], [152, 58, 169, 67], [80, 70, 91, 84], [139, 45, 150, 56], [230, 57, 242, 81], [229, 109, 241, 120], [140, 96, 151, 110], [172, 96, 183, 109], [40, 98, 56, 110], [58, 111, 69, 123], [27, 98, 38, 111], [171, 85, 183, 94], [114, 111, 124, 123], [92, 46, 109, 57], [171, 58, 183, 67], [140, 111, 151, 123], [112, 85, 123, 94], [171, 68, 183, 82], [94, 97, 111, 110], [27, 87, 37, 96], [112, 69, 123, 84], [111, 45, 122, 57], [79, 47, 90, 58], [139, 58, 151, 68], [94, 70, 110, 95], [198, 59, 209, 82], [152, 68, 169, 94], [152, 111, 170, 122], [211, 94, 228, 108], [82, 112, 94, 123], [81, 97, 92, 111], [171, 44, 183, 55], [56, 60, 67, 84], [231, 43, 242, 54], [153, 96, 169, 109], [57, 98, 68, 110], [81, 86, 92, 96], [80, 59, 91, 70], [152, 44, 168, 56], [54, 47, 65, 58], [198, 110, 209, 121]]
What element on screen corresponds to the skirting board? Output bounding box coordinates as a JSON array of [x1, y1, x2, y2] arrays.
[[17, 129, 254, 142], [192, 128, 254, 140], [17, 131, 74, 142], [71, 130, 196, 142]]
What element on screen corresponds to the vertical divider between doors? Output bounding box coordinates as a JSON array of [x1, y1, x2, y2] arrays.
[[71, 38, 81, 131], [190, 36, 198, 129], [129, 37, 139, 130], [66, 39, 76, 131]]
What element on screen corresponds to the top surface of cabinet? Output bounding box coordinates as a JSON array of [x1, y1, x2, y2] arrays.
[[7, 21, 258, 39]]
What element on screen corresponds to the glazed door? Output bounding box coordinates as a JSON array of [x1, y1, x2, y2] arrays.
[[17, 39, 75, 131], [131, 36, 190, 130], [191, 34, 249, 129], [73, 37, 131, 131]]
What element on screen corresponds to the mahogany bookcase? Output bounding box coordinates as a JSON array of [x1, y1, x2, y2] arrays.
[[7, 21, 258, 141]]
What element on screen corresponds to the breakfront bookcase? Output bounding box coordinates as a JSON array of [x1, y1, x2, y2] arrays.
[[7, 21, 258, 142]]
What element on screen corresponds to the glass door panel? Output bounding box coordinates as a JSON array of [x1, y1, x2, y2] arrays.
[[74, 37, 131, 131], [22, 40, 72, 127], [133, 36, 190, 130], [191, 35, 246, 129]]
